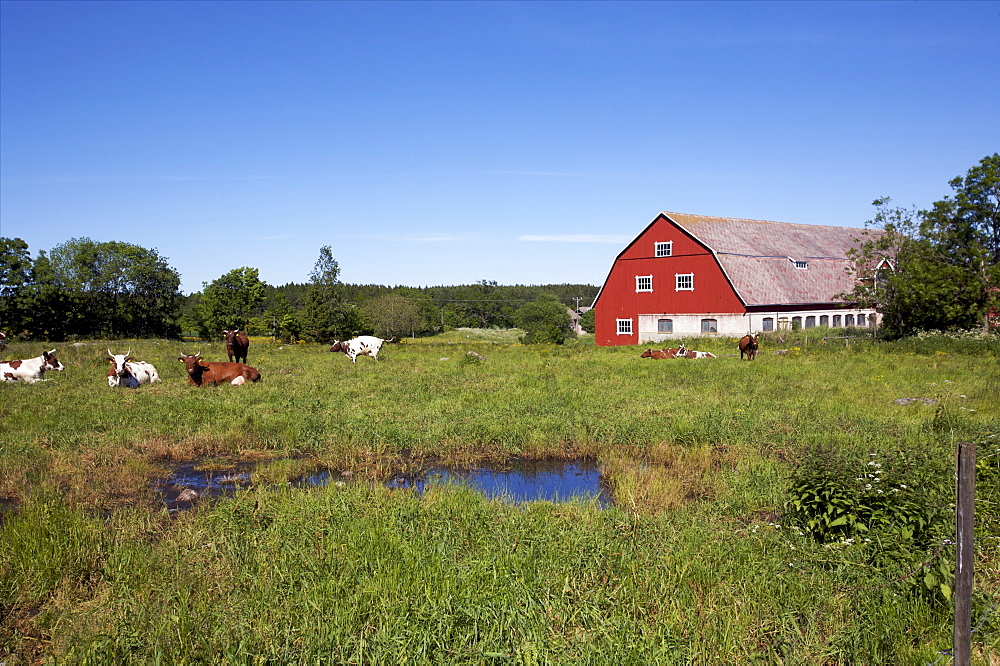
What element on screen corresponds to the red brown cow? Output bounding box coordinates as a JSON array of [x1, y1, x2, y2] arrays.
[[640, 348, 677, 359], [738, 334, 759, 360], [223, 329, 250, 364], [178, 352, 260, 387]]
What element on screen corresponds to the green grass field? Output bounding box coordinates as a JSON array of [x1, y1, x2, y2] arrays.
[[1, 332, 998, 663]]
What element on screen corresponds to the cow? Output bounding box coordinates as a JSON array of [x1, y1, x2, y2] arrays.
[[1, 349, 65, 383], [0, 331, 7, 352], [640, 348, 676, 359], [178, 352, 261, 387], [330, 336, 390, 363], [738, 334, 759, 361], [223, 329, 250, 364], [674, 345, 716, 359], [106, 349, 160, 388]]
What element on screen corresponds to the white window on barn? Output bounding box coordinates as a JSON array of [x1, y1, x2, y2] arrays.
[[762, 317, 774, 332], [616, 318, 633, 335], [805, 316, 816, 328], [820, 315, 829, 327], [701, 318, 718, 333], [655, 241, 672, 257], [792, 259, 809, 269], [675, 273, 694, 291], [658, 318, 673, 333], [845, 314, 855, 327], [635, 275, 653, 293], [832, 315, 842, 328]]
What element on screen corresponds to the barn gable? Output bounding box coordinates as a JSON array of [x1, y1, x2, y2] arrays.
[[592, 211, 880, 346]]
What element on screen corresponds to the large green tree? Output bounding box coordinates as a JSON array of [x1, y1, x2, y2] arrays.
[[0, 237, 33, 336], [198, 267, 266, 335], [19, 238, 181, 339], [302, 246, 366, 341], [514, 294, 575, 344], [845, 154, 1000, 337], [363, 293, 426, 339]]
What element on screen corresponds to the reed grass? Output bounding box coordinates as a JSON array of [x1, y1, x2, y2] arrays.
[[1, 333, 997, 662]]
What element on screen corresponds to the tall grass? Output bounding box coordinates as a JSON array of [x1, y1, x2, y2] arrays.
[[1, 334, 997, 662]]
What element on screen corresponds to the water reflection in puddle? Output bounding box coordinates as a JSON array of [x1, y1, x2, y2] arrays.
[[157, 459, 610, 513], [314, 460, 610, 507]]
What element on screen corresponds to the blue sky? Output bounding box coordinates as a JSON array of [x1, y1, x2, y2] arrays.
[[2, 1, 998, 294]]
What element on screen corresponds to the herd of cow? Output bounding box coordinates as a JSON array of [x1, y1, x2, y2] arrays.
[[641, 334, 759, 361], [1, 331, 759, 385], [0, 330, 395, 387]]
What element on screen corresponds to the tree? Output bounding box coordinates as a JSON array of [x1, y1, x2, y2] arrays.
[[579, 308, 595, 334], [199, 267, 266, 334], [363, 293, 426, 339], [302, 246, 366, 341], [514, 294, 575, 344], [0, 237, 33, 335], [17, 238, 181, 339], [844, 154, 1000, 337]]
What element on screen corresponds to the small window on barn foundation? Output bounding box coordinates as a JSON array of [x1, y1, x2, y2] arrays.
[[762, 317, 774, 332], [617, 319, 633, 335], [658, 318, 673, 333], [858, 313, 867, 327], [635, 275, 653, 293], [675, 273, 694, 291], [805, 316, 816, 328], [655, 241, 672, 257], [792, 316, 802, 330], [701, 319, 718, 334], [832, 315, 842, 328], [845, 314, 855, 327], [820, 315, 829, 327]]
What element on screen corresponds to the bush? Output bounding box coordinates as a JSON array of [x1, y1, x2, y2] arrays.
[[513, 295, 574, 344]]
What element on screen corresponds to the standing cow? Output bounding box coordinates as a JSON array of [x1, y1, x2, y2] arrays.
[[178, 352, 261, 387], [106, 349, 160, 388], [738, 334, 759, 361], [330, 336, 390, 363], [1, 349, 64, 383], [0, 331, 7, 352], [223, 329, 250, 364]]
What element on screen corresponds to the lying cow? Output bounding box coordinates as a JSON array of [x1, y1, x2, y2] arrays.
[[675, 345, 717, 359], [1, 349, 65, 383], [640, 348, 676, 359], [106, 349, 160, 388], [330, 336, 391, 363], [738, 334, 759, 361], [223, 329, 250, 364], [178, 352, 261, 387]]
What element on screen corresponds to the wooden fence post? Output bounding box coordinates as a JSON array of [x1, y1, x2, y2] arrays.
[[954, 441, 976, 666]]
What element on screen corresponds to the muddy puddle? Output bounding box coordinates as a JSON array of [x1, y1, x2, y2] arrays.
[[156, 459, 610, 514]]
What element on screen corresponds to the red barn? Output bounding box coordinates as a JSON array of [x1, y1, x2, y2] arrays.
[[592, 211, 882, 346]]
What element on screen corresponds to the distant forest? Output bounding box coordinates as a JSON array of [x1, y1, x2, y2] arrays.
[[179, 281, 600, 341]]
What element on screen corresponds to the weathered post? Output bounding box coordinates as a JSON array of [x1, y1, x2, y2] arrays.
[[954, 441, 976, 666]]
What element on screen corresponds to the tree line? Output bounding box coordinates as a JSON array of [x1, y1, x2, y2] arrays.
[[4, 154, 995, 343], [0, 239, 596, 343]]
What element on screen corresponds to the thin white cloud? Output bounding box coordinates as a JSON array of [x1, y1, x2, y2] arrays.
[[412, 234, 462, 242], [519, 234, 630, 244]]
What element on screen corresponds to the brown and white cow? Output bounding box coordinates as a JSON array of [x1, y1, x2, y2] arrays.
[[0, 331, 7, 352], [738, 334, 759, 361], [674, 345, 717, 359], [223, 329, 250, 364], [178, 352, 261, 387], [106, 349, 160, 388], [1, 349, 65, 383], [330, 336, 390, 363], [640, 348, 676, 359]]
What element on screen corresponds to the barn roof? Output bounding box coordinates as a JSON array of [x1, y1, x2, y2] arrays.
[[662, 211, 876, 307]]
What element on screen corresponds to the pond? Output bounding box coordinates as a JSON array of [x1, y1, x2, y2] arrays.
[[156, 459, 610, 513]]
